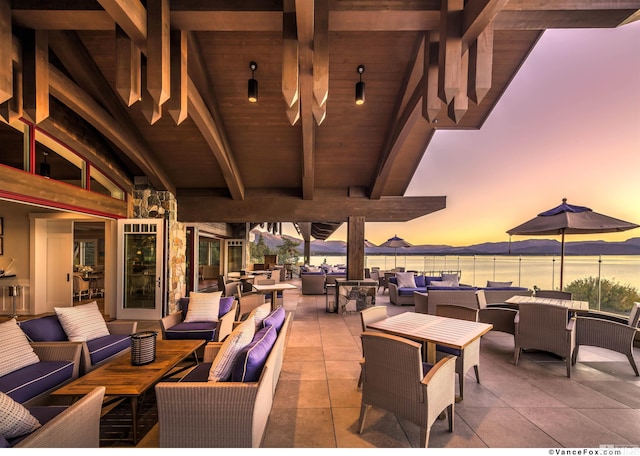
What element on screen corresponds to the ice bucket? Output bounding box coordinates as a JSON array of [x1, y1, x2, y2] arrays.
[[130, 331, 157, 365]]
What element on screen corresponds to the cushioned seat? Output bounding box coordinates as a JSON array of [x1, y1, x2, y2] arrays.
[[86, 335, 132, 365], [160, 296, 236, 344], [164, 321, 218, 340], [0, 361, 75, 404]]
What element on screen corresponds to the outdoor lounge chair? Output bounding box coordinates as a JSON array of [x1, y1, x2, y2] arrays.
[[514, 302, 576, 378], [572, 302, 640, 376], [358, 332, 456, 448]]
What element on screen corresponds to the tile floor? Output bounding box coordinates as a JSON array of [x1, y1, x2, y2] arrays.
[[137, 278, 640, 448]]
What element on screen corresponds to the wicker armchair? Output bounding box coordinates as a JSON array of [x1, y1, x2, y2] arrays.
[[358, 306, 389, 388], [535, 290, 573, 299], [13, 386, 105, 448], [514, 303, 576, 378], [572, 302, 640, 376], [358, 332, 456, 447], [476, 289, 525, 336]]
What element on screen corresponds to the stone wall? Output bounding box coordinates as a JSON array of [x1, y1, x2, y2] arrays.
[[132, 183, 185, 314]]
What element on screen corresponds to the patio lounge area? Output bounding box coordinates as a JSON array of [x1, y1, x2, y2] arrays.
[[134, 278, 640, 448]]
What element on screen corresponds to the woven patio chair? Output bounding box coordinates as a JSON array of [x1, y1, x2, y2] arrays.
[[358, 332, 456, 448], [476, 289, 521, 336], [357, 306, 389, 388], [535, 290, 573, 300], [572, 302, 640, 376], [514, 302, 576, 378], [238, 293, 267, 321]]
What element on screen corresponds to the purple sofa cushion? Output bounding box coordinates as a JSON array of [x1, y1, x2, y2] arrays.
[[388, 277, 397, 285], [414, 275, 426, 287], [426, 286, 478, 291], [179, 296, 234, 321], [230, 325, 277, 382], [0, 361, 74, 404], [18, 316, 68, 342], [262, 306, 286, 332], [398, 287, 427, 296], [424, 276, 442, 285], [164, 321, 217, 340], [179, 362, 212, 382], [86, 334, 131, 365]]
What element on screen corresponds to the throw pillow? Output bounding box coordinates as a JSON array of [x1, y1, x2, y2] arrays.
[[263, 306, 286, 332], [395, 272, 417, 289], [414, 275, 426, 287], [429, 280, 454, 287], [0, 392, 41, 439], [184, 291, 222, 323], [208, 318, 255, 382], [230, 325, 277, 382], [0, 319, 41, 378], [218, 296, 235, 318], [487, 281, 512, 288], [441, 273, 460, 287], [252, 303, 272, 328], [54, 302, 110, 342]]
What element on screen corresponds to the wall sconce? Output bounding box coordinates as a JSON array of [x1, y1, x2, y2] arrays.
[[355, 65, 365, 105], [40, 151, 50, 178], [248, 61, 258, 103]]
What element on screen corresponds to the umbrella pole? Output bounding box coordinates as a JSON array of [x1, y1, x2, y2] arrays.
[[560, 230, 565, 291]]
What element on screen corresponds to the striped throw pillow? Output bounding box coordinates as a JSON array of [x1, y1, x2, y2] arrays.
[[208, 318, 255, 382], [0, 392, 41, 439], [0, 319, 40, 378], [54, 302, 110, 342], [184, 291, 222, 323], [252, 303, 272, 328]]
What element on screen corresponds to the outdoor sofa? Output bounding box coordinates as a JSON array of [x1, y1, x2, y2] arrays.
[[389, 272, 464, 305], [300, 272, 326, 295], [1, 386, 105, 448], [155, 304, 291, 447], [18, 305, 137, 375], [0, 318, 81, 406]]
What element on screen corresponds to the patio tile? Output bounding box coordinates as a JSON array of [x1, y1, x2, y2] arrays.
[[455, 407, 561, 447], [529, 378, 629, 408], [284, 346, 325, 362], [273, 380, 331, 408], [399, 412, 487, 448], [323, 344, 363, 361], [280, 360, 327, 381], [517, 407, 633, 447], [263, 408, 336, 448], [481, 378, 569, 408], [579, 381, 640, 408], [576, 408, 640, 443], [332, 406, 411, 448], [327, 378, 362, 408], [325, 360, 362, 380]]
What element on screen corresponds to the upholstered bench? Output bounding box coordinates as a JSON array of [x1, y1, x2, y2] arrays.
[[18, 302, 136, 374], [155, 304, 291, 447], [0, 319, 81, 406]]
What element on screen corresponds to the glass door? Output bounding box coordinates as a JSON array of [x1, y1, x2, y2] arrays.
[[116, 219, 165, 320]]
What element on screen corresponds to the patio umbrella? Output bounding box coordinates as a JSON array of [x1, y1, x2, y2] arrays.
[[507, 198, 638, 290], [364, 239, 377, 248], [379, 235, 413, 269]]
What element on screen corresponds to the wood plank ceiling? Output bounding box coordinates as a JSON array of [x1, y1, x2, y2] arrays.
[[3, 1, 639, 239]]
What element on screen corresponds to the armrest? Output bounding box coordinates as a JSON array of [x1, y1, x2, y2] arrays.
[[30, 342, 82, 380], [15, 386, 106, 448], [215, 301, 237, 342], [106, 320, 138, 335], [160, 312, 183, 334], [203, 342, 223, 363]]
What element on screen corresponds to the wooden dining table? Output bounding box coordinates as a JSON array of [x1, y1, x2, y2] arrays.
[[252, 282, 297, 310], [366, 311, 493, 364], [505, 295, 589, 310]]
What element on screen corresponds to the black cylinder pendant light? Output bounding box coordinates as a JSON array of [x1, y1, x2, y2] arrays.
[[248, 61, 258, 103], [355, 65, 365, 105]]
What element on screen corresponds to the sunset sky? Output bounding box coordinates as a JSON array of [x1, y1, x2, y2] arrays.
[[281, 22, 640, 247]]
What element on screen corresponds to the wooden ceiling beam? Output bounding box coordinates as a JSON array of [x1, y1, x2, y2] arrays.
[[48, 65, 175, 193], [187, 77, 245, 201], [371, 35, 425, 200], [22, 29, 49, 125], [115, 25, 141, 107], [0, 0, 11, 104], [167, 30, 188, 125], [186, 33, 243, 200], [461, 0, 509, 53], [468, 23, 494, 104], [422, 33, 442, 123], [282, 0, 299, 110], [295, 0, 316, 200], [313, 0, 329, 124], [438, 0, 463, 105], [97, 0, 146, 49], [146, 0, 170, 108], [447, 48, 468, 123], [177, 193, 446, 224]]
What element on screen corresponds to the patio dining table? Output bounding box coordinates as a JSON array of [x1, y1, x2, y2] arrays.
[[505, 295, 589, 311], [253, 282, 297, 310], [366, 311, 492, 364]]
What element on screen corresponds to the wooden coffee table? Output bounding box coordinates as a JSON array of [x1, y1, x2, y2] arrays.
[[51, 339, 205, 445]]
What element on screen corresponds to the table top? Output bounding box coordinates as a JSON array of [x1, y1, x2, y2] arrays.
[[505, 295, 589, 310], [367, 312, 493, 351], [253, 283, 297, 292], [51, 339, 204, 397]]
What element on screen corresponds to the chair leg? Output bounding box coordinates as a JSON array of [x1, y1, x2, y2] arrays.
[[473, 365, 480, 383], [420, 427, 430, 448], [626, 353, 639, 376], [357, 403, 369, 434], [458, 372, 464, 400], [572, 345, 579, 365], [513, 346, 521, 365], [447, 404, 454, 432], [565, 356, 572, 378]]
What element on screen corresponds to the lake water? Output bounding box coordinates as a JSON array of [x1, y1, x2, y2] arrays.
[[310, 254, 640, 291]]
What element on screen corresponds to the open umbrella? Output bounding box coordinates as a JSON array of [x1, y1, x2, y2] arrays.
[[379, 235, 413, 269], [507, 198, 639, 290], [364, 239, 377, 248]]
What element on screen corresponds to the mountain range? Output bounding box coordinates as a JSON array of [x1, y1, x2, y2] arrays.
[[253, 232, 640, 256]]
